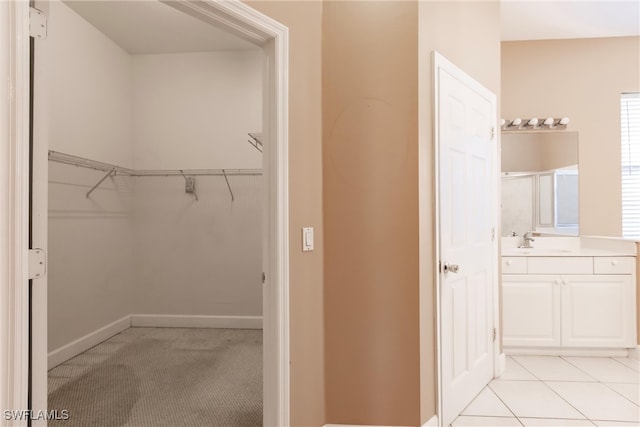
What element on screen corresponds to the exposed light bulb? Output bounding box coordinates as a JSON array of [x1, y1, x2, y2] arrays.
[[559, 117, 570, 125], [510, 118, 522, 127], [527, 118, 539, 127], [543, 117, 554, 126], [500, 118, 506, 127]]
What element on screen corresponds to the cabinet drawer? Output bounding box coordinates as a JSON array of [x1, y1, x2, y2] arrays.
[[502, 257, 527, 274], [594, 257, 635, 275], [528, 257, 593, 274]]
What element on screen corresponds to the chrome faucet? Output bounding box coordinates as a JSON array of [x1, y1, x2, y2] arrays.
[[519, 232, 535, 249]]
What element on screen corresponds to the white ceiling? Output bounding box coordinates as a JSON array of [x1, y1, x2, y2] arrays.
[[64, 1, 258, 54], [501, 0, 640, 41]]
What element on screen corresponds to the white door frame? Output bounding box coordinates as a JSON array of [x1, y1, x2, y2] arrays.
[[0, 2, 31, 425], [1, 1, 291, 426], [430, 51, 501, 427]]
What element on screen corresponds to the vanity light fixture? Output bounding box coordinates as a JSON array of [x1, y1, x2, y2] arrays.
[[501, 116, 571, 131], [509, 118, 522, 127]]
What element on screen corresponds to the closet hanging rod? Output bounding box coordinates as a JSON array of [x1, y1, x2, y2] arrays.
[[128, 169, 262, 177], [48, 150, 262, 176], [48, 150, 135, 175]]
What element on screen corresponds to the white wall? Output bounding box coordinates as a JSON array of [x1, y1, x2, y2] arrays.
[[48, 164, 135, 350], [132, 175, 262, 317], [46, 1, 133, 167], [132, 51, 262, 169], [47, 3, 263, 353], [46, 1, 135, 351], [131, 50, 263, 317]]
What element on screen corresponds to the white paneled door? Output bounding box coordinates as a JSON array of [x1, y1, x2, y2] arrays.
[[435, 53, 497, 427]]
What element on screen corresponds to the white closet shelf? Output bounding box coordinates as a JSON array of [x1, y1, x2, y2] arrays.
[[48, 150, 261, 199]]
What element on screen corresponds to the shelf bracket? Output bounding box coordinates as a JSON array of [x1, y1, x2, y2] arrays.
[[180, 170, 199, 201], [247, 133, 263, 153], [86, 167, 116, 198], [222, 169, 234, 202]]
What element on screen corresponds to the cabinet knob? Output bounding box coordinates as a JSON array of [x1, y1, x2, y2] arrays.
[[611, 260, 618, 266], [562, 279, 568, 285], [506, 260, 512, 266], [554, 279, 560, 285]]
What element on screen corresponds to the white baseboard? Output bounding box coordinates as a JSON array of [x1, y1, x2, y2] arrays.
[[505, 347, 630, 357], [48, 315, 131, 369], [422, 414, 438, 427], [130, 314, 263, 329]]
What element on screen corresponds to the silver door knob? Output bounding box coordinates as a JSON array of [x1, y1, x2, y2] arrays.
[[443, 262, 459, 274]]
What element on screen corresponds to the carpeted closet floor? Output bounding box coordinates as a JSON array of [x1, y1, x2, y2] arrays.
[[48, 328, 262, 427]]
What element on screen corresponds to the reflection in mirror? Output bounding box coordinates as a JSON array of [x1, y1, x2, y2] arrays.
[[501, 131, 579, 237]]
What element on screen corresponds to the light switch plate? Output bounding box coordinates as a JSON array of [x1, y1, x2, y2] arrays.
[[302, 227, 314, 252]]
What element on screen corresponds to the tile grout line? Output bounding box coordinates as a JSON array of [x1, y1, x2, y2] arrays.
[[486, 382, 524, 426], [511, 415, 598, 427], [508, 355, 544, 381], [559, 356, 602, 382], [600, 382, 640, 408], [456, 385, 487, 418], [511, 356, 592, 422], [610, 356, 640, 374], [539, 379, 598, 423], [561, 355, 640, 408]]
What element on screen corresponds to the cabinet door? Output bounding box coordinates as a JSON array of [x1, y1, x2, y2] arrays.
[[503, 275, 561, 347], [561, 275, 636, 348]]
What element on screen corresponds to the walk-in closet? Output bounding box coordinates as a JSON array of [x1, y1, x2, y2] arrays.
[[38, 1, 264, 425]]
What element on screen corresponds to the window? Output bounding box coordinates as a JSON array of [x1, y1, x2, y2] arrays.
[[621, 93, 640, 238]]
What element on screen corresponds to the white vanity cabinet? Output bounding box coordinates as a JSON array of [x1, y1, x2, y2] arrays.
[[561, 274, 634, 347], [503, 274, 561, 346], [502, 255, 637, 349]]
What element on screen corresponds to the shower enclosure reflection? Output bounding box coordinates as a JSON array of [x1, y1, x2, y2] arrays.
[[501, 131, 579, 237]]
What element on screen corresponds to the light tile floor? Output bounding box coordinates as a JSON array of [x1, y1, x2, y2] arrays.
[[452, 356, 640, 427]]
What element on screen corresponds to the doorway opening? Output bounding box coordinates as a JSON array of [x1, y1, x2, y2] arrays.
[[27, 1, 290, 425]]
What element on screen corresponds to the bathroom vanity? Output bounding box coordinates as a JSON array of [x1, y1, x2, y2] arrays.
[[502, 236, 637, 355]]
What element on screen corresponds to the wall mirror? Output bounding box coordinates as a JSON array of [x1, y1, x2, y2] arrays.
[[501, 131, 579, 237]]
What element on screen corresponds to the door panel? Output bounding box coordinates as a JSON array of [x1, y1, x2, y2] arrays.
[[436, 54, 497, 427]]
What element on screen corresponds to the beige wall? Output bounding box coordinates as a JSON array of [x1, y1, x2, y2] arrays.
[[244, 2, 325, 426], [419, 2, 501, 423], [323, 2, 420, 425], [502, 36, 640, 237]]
